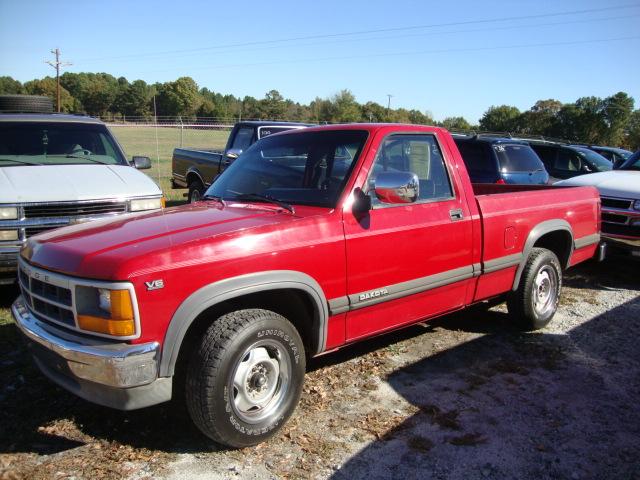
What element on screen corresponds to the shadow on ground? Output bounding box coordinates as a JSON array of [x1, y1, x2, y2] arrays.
[[331, 297, 640, 480]]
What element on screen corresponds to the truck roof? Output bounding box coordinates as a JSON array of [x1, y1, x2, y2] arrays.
[[0, 113, 104, 124], [236, 120, 315, 127]]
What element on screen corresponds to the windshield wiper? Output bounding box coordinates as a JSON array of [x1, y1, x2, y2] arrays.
[[63, 154, 110, 164], [233, 193, 295, 214], [0, 158, 44, 166], [202, 194, 226, 206]]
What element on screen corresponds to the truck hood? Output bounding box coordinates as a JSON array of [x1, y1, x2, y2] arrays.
[[0, 165, 161, 203], [555, 171, 640, 198], [23, 201, 327, 279]]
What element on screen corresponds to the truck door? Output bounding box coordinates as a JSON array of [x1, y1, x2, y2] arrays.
[[343, 133, 474, 341]]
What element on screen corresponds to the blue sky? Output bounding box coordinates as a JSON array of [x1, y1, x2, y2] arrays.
[[1, 0, 639, 122]]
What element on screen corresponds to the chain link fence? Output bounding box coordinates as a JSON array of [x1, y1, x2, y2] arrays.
[[106, 119, 233, 203]]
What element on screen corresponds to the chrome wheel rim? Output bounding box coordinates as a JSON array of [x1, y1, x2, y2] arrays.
[[230, 341, 291, 424], [532, 265, 558, 316], [190, 189, 201, 202]]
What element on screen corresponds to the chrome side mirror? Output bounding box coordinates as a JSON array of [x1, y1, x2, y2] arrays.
[[132, 156, 151, 169], [373, 172, 420, 204], [226, 148, 243, 160]]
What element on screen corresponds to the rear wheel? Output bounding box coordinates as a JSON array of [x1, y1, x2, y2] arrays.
[[185, 309, 305, 448], [187, 179, 205, 203], [507, 247, 562, 330]]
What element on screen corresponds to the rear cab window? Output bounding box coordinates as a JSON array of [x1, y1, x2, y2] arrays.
[[455, 140, 497, 176]]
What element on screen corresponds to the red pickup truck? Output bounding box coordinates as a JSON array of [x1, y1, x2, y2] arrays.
[[12, 124, 601, 448]]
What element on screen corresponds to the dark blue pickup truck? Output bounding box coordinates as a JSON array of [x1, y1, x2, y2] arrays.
[[172, 121, 311, 202]]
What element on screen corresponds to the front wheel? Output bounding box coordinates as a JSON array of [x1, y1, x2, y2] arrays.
[[185, 309, 306, 448], [507, 247, 562, 330]]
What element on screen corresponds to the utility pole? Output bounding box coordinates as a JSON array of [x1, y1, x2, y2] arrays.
[[386, 94, 393, 111], [46, 48, 72, 112]]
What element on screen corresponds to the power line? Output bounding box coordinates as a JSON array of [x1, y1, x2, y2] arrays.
[[73, 3, 640, 63], [45, 48, 72, 112], [131, 35, 640, 75], [73, 12, 640, 66]]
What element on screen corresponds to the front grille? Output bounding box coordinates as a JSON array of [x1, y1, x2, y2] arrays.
[[601, 197, 633, 210], [25, 225, 61, 238], [23, 201, 127, 218], [18, 263, 75, 329], [602, 213, 628, 224], [602, 223, 640, 237]]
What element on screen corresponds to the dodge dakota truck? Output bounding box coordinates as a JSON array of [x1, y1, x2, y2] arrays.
[[0, 113, 164, 285], [12, 124, 600, 448], [172, 120, 312, 202]]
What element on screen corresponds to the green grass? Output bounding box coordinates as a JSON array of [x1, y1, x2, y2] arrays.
[[109, 126, 230, 202]]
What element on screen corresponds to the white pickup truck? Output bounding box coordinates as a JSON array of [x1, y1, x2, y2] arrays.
[[0, 113, 164, 284], [556, 151, 640, 257]]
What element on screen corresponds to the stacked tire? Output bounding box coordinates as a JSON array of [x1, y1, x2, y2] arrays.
[[0, 95, 54, 113]]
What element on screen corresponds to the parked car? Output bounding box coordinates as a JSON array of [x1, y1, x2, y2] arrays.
[[13, 124, 600, 448], [585, 145, 633, 168], [555, 152, 640, 257], [453, 134, 548, 184], [172, 121, 313, 202], [0, 112, 164, 285], [527, 141, 612, 182]]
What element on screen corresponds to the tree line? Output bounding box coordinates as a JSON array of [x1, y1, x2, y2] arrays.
[[1, 73, 638, 149]]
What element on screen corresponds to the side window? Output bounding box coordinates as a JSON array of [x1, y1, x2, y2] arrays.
[[369, 134, 453, 206], [532, 146, 555, 167], [555, 149, 580, 172], [231, 127, 254, 151]]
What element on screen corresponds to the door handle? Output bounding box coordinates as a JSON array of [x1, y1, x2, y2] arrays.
[[449, 208, 464, 221]]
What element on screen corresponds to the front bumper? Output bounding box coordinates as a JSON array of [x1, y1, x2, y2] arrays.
[[12, 295, 171, 410]]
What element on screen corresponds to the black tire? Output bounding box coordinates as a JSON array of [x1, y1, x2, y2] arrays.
[[187, 179, 205, 203], [507, 247, 562, 330], [0, 95, 53, 113], [185, 309, 306, 448]]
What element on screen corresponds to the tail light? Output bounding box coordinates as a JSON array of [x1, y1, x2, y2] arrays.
[[496, 178, 506, 184]]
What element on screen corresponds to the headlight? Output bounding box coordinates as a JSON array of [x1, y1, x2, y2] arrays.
[[76, 286, 136, 337], [0, 230, 19, 241], [0, 207, 18, 219], [633, 200, 640, 211], [129, 197, 163, 212]]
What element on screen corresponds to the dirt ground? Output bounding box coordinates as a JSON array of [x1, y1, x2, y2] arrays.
[[1, 256, 639, 480]]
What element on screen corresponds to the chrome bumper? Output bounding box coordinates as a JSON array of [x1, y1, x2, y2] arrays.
[[12, 295, 172, 410]]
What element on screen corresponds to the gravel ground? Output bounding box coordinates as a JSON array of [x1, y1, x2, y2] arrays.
[[1, 256, 639, 480]]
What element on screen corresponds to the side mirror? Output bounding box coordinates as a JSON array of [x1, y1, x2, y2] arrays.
[[226, 148, 243, 160], [132, 156, 151, 169], [373, 172, 420, 204], [352, 187, 371, 214]]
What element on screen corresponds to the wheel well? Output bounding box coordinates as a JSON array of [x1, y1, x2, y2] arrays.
[[532, 230, 572, 269], [186, 171, 203, 187], [172, 288, 317, 389]]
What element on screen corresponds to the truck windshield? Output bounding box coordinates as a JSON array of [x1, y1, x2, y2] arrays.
[[209, 130, 368, 208], [0, 122, 127, 166], [493, 144, 544, 172]]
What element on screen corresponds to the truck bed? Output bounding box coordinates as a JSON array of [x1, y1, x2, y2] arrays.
[[471, 182, 600, 301]]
